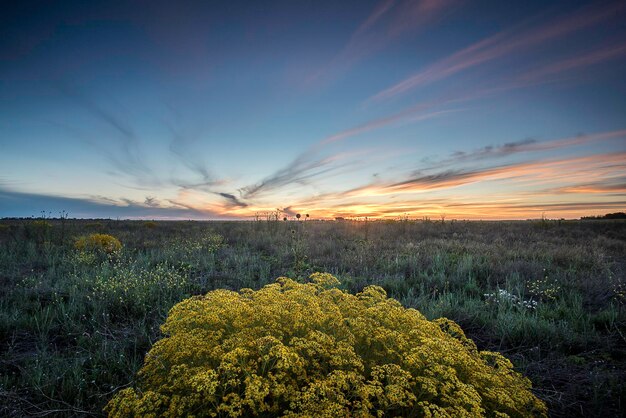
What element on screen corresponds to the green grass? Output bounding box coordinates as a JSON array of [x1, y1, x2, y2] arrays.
[[0, 218, 625, 417]]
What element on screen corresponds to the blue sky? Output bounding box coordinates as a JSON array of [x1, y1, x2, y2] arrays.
[[1, 0, 625, 219]]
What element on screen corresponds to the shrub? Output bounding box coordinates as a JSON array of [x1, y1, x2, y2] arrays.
[[106, 273, 547, 417], [25, 220, 52, 242], [85, 221, 105, 230], [75, 233, 122, 254]]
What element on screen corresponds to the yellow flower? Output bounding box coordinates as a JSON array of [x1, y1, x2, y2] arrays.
[[75, 233, 122, 254], [106, 273, 547, 417]]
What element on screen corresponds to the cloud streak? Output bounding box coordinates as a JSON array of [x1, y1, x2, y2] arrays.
[[549, 181, 626, 195], [239, 151, 352, 199], [390, 152, 626, 196], [306, 0, 461, 86], [517, 41, 626, 83], [55, 85, 232, 197], [293, 151, 626, 208], [321, 108, 457, 144], [168, 125, 216, 188], [236, 104, 457, 201], [0, 188, 226, 219], [164, 111, 227, 192], [56, 84, 160, 186], [216, 192, 248, 208], [369, 1, 625, 102], [431, 129, 626, 166]]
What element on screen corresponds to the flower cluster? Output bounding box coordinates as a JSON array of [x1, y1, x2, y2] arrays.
[[484, 289, 538, 310], [163, 233, 224, 259], [75, 233, 122, 254], [527, 270, 560, 301], [613, 280, 626, 304], [91, 261, 189, 311], [107, 273, 547, 417]]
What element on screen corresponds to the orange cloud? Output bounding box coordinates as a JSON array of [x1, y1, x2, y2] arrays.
[[169, 145, 626, 221], [551, 184, 626, 194], [223, 151, 626, 220]]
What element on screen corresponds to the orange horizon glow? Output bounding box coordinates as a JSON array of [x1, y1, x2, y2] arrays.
[[160, 148, 625, 221]]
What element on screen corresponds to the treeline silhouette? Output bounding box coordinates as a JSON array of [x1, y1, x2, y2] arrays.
[[580, 211, 626, 220]]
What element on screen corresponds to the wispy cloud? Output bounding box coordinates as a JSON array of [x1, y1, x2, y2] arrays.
[[306, 0, 461, 86], [59, 85, 150, 173], [239, 151, 353, 199], [0, 187, 224, 219], [215, 192, 248, 208], [549, 181, 626, 195], [447, 138, 537, 161], [236, 104, 456, 201], [369, 1, 625, 102], [352, 164, 534, 197], [56, 84, 162, 187], [144, 196, 160, 207], [55, 85, 233, 197], [295, 151, 626, 207], [350, 0, 395, 38], [391, 152, 626, 196], [517, 41, 626, 83], [163, 108, 227, 192], [430, 129, 626, 166], [321, 108, 457, 144], [168, 124, 216, 189]]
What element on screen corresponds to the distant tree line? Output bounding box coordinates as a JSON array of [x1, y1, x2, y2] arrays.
[[580, 212, 626, 220]]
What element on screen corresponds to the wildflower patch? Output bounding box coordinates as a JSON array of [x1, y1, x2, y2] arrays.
[[75, 233, 122, 254], [106, 273, 547, 417]]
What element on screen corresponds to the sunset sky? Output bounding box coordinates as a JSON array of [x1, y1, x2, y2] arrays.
[[1, 0, 625, 220]]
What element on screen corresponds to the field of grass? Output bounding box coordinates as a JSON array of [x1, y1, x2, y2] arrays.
[[0, 218, 625, 417]]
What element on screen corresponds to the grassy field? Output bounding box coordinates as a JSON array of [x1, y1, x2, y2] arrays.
[[0, 218, 625, 417]]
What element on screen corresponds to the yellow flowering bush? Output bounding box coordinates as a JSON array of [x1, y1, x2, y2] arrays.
[[106, 273, 547, 417], [75, 233, 122, 254]]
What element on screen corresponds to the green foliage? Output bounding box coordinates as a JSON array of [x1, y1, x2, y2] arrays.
[[30, 220, 52, 229], [24, 219, 53, 244]]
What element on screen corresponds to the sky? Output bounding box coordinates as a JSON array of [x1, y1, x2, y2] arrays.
[[1, 0, 625, 220]]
